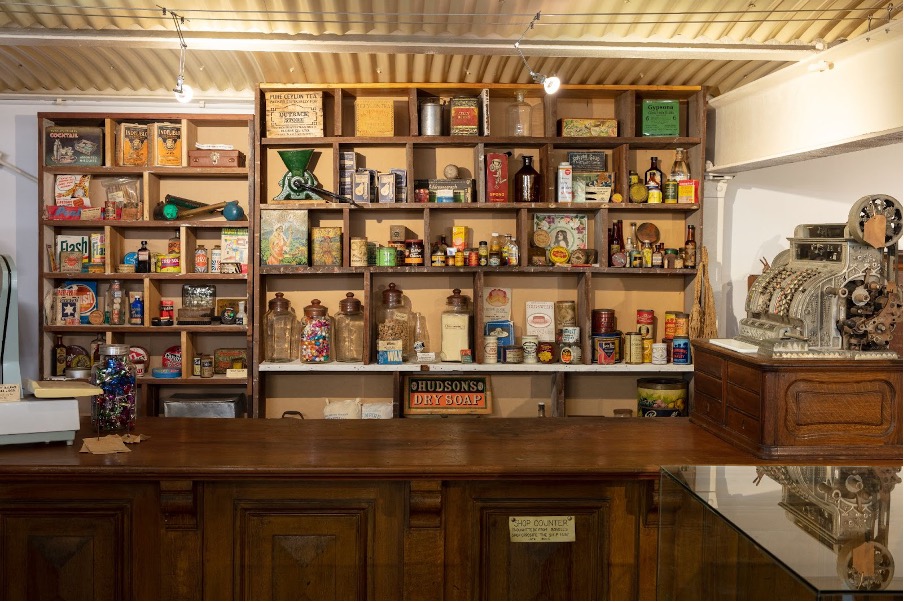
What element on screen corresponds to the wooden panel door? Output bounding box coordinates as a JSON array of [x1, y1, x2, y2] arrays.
[[203, 481, 404, 600]]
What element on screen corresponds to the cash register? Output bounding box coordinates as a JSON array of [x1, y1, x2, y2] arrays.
[[0, 255, 83, 445]]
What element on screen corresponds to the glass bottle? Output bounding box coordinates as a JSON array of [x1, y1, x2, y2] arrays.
[[478, 240, 489, 266], [644, 156, 664, 190], [135, 240, 150, 273], [684, 225, 697, 269], [431, 236, 448, 267], [53, 334, 67, 376], [641, 241, 653, 268], [440, 288, 472, 362], [489, 232, 503, 255], [669, 148, 691, 181], [609, 220, 625, 267], [235, 300, 247, 326], [503, 234, 520, 267], [90, 333, 105, 367], [129, 292, 144, 325], [507, 90, 532, 137], [513, 156, 542, 203], [652, 243, 664, 268], [264, 292, 298, 362], [106, 279, 125, 325], [334, 292, 365, 363], [168, 230, 181, 254], [300, 299, 332, 363], [91, 343, 136, 433], [376, 283, 413, 361]]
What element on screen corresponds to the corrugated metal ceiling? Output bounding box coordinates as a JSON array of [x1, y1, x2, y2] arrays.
[[0, 1, 898, 102]]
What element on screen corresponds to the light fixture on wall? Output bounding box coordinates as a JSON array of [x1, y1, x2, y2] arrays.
[[515, 12, 561, 95], [165, 8, 193, 103]]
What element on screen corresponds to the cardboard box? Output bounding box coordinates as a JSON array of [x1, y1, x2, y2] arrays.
[[482, 286, 512, 322], [261, 209, 308, 265], [572, 171, 614, 203], [353, 170, 376, 203], [525, 301, 555, 342], [150, 122, 184, 167], [55, 234, 89, 269], [641, 100, 680, 136], [485, 153, 509, 203], [449, 96, 479, 135], [188, 149, 246, 167], [54, 174, 91, 207], [567, 151, 607, 171], [45, 126, 103, 167], [413, 178, 475, 203], [116, 122, 149, 166], [377, 173, 397, 203], [311, 226, 342, 266], [61, 280, 98, 325], [484, 320, 514, 362], [355, 98, 395, 136], [220, 227, 249, 272], [559, 118, 618, 137], [265, 91, 324, 137]]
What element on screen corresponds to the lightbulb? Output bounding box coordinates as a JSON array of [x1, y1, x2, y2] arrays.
[[542, 75, 561, 95], [175, 83, 193, 103]]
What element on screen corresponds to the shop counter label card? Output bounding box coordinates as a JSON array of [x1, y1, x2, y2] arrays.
[[509, 516, 576, 543], [0, 384, 20, 401], [404, 375, 492, 415]]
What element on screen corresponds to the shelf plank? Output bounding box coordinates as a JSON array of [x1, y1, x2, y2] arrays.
[[259, 361, 694, 373], [46, 325, 248, 334], [43, 272, 248, 281], [42, 219, 250, 229]]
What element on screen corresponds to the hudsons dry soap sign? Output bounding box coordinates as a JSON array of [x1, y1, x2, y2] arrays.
[[404, 375, 492, 415]]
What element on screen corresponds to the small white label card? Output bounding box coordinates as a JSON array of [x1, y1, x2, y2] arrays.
[[509, 516, 576, 543], [0, 384, 21, 401]]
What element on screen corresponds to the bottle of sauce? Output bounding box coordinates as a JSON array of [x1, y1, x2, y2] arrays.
[[684, 225, 697, 269], [53, 335, 67, 376], [644, 156, 664, 189], [135, 240, 151, 273]]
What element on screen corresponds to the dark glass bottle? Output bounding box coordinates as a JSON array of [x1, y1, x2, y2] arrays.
[[684, 225, 697, 269], [644, 156, 664, 190], [53, 335, 67, 376], [513, 156, 542, 203], [135, 240, 151, 273]]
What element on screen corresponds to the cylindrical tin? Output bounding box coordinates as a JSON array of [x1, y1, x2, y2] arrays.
[[642, 337, 653, 363], [521, 335, 539, 364], [663, 310, 680, 340], [559, 344, 581, 364], [561, 326, 580, 344], [652, 342, 668, 365], [159, 299, 174, 325], [483, 335, 498, 364], [200, 355, 214, 378], [210, 246, 222, 273], [404, 239, 424, 265], [624, 332, 644, 364], [420, 99, 443, 135], [192, 355, 202, 377], [502, 345, 523, 364], [350, 237, 368, 267], [557, 162, 573, 202], [674, 313, 689, 338], [592, 309, 616, 334], [637, 378, 687, 417], [636, 309, 654, 339], [554, 301, 577, 331], [672, 336, 691, 364], [593, 331, 621, 364], [467, 249, 479, 266], [194, 246, 209, 273], [158, 253, 180, 273], [537, 341, 556, 364], [376, 246, 397, 267]]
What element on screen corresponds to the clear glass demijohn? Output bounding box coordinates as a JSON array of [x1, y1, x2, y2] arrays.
[[507, 90, 532, 137]]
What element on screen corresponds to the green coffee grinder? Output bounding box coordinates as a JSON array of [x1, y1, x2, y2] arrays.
[[274, 149, 323, 201]]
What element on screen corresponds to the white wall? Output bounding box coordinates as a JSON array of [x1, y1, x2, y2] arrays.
[[0, 99, 252, 383]]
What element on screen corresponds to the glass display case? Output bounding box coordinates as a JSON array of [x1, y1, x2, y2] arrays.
[[659, 465, 903, 600]]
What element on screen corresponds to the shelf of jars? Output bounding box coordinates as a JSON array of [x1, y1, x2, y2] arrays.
[[258, 360, 693, 373]]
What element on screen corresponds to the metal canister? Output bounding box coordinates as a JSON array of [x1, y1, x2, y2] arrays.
[[593, 331, 621, 364], [210, 245, 222, 273], [554, 301, 577, 331], [502, 346, 523, 364], [404, 239, 424, 265], [674, 312, 689, 338], [537, 341, 556, 364], [664, 310, 680, 340], [561, 326, 580, 344], [624, 332, 644, 364], [192, 355, 202, 377], [350, 237, 368, 267], [642, 337, 653, 363], [636, 309, 654, 339], [376, 246, 397, 267], [194, 245, 209, 273], [200, 354, 214, 378], [652, 342, 668, 365], [592, 309, 616, 334], [420, 99, 443, 135], [159, 299, 174, 325], [672, 336, 691, 364]]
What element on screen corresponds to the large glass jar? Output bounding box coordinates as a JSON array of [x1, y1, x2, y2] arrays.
[[265, 292, 298, 362], [300, 298, 333, 363], [514, 155, 542, 203], [334, 292, 365, 363], [507, 90, 531, 136], [105, 279, 125, 325], [91, 343, 136, 433], [376, 282, 413, 361], [440, 288, 472, 362]]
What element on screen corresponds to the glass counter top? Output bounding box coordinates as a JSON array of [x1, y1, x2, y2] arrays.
[[659, 465, 903, 600]]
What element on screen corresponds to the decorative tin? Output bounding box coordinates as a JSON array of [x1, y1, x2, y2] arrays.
[[420, 99, 443, 135], [592, 309, 616, 334], [311, 226, 342, 266], [559, 344, 581, 364], [502, 346, 523, 364], [355, 98, 395, 137], [537, 341, 556, 364], [593, 331, 621, 364], [561, 326, 580, 344], [636, 309, 654, 339], [624, 332, 644, 364], [652, 342, 668, 365], [672, 336, 691, 364], [642, 337, 653, 363], [674, 312, 689, 338], [350, 237, 368, 267], [404, 239, 424, 265], [376, 246, 397, 267], [449, 96, 479, 135], [558, 118, 618, 137], [637, 378, 686, 417]]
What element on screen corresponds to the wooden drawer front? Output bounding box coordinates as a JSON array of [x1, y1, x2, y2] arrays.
[[694, 371, 722, 401], [694, 349, 723, 379], [726, 384, 760, 419], [693, 391, 724, 424], [725, 407, 761, 444], [726, 362, 761, 394]]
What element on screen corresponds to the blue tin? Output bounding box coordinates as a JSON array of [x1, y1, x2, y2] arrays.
[[672, 336, 691, 365]]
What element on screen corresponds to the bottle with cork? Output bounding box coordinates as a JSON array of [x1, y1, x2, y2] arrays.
[[684, 225, 697, 269]]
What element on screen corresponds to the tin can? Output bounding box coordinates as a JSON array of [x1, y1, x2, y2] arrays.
[[652, 342, 668, 365], [387, 241, 406, 265], [554, 301, 577, 331], [454, 250, 465, 267], [200, 354, 214, 378], [636, 309, 654, 339], [483, 335, 498, 364], [560, 344, 581, 364], [642, 337, 653, 363], [557, 162, 573, 202], [158, 253, 181, 273], [210, 245, 222, 273], [624, 332, 644, 364], [663, 179, 679, 203], [664, 310, 680, 340], [561, 326, 580, 344], [192, 355, 202, 377], [350, 237, 368, 267], [537, 341, 556, 364], [593, 331, 621, 364], [467, 249, 479, 266], [521, 335, 539, 363], [592, 309, 616, 334], [404, 239, 424, 265], [194, 246, 209, 273], [420, 99, 443, 135], [637, 378, 687, 417], [376, 246, 397, 267], [488, 252, 501, 266], [674, 313, 689, 338], [159, 299, 174, 322], [672, 336, 691, 364], [502, 345, 523, 364]]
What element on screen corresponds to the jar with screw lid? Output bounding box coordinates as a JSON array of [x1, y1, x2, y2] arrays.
[[91, 343, 136, 433]]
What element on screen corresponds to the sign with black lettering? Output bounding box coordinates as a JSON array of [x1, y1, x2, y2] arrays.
[[404, 374, 492, 415], [509, 516, 576, 542]]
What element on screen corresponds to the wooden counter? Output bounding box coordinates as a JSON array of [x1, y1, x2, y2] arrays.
[[0, 417, 895, 601]]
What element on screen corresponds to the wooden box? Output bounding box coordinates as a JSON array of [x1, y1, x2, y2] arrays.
[[310, 226, 342, 266], [355, 98, 394, 137], [45, 126, 103, 167], [188, 150, 246, 168], [265, 91, 324, 137], [690, 340, 902, 459]]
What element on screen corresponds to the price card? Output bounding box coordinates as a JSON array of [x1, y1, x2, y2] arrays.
[[0, 384, 22, 401]]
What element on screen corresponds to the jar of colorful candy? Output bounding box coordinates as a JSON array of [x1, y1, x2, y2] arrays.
[[90, 343, 137, 433], [300, 299, 333, 363]]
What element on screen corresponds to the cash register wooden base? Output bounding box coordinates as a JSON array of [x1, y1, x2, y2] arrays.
[[691, 339, 903, 460]]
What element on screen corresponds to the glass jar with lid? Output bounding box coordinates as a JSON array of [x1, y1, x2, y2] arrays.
[[91, 343, 136, 433], [334, 293, 365, 363], [300, 299, 333, 363], [440, 288, 472, 362], [376, 282, 413, 361], [265, 292, 298, 362]]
